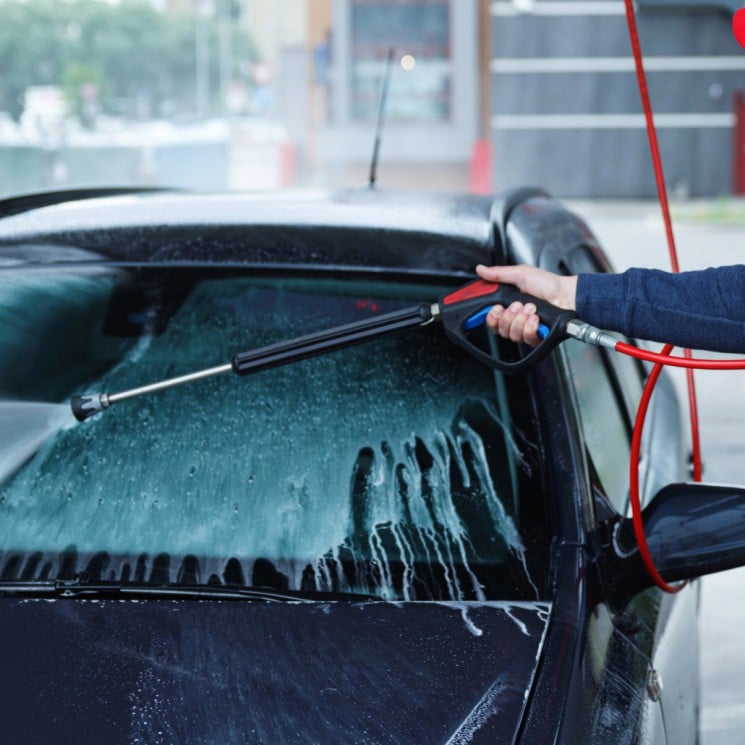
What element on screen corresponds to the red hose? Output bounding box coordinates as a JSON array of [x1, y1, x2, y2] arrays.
[[628, 344, 687, 593], [623, 2, 678, 274], [623, 0, 705, 589], [616, 337, 745, 591], [685, 355, 703, 481], [623, 0, 703, 480], [615, 342, 745, 370]]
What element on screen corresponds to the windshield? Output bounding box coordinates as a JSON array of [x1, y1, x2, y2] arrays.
[[0, 268, 546, 601]]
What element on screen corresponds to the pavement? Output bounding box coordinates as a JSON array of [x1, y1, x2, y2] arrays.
[[566, 198, 745, 745]]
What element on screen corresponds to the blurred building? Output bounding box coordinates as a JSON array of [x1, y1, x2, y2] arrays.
[[488, 0, 745, 198], [287, 0, 745, 197], [3, 0, 742, 197], [303, 0, 479, 191]]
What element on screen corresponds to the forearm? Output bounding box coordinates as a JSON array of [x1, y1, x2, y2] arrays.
[[576, 266, 745, 353]]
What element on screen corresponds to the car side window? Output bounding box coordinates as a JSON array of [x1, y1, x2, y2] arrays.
[[562, 244, 646, 420], [559, 246, 649, 513], [562, 337, 632, 514]]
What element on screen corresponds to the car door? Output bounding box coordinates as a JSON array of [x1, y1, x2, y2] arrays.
[[560, 246, 697, 745]]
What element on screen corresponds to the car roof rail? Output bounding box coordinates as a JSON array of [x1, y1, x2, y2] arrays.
[[490, 186, 550, 262], [0, 186, 179, 220]]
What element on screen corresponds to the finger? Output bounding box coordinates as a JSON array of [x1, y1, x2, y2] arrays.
[[522, 314, 541, 347], [498, 302, 523, 339], [508, 307, 531, 344], [475, 264, 522, 284], [485, 304, 504, 332], [518, 304, 540, 345]]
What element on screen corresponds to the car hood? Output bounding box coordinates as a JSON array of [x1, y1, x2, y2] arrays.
[[0, 598, 551, 744]]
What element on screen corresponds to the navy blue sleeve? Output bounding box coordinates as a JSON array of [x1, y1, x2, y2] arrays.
[[575, 265, 745, 353]]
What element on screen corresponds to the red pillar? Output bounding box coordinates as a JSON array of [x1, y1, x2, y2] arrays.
[[734, 91, 745, 195], [469, 139, 493, 195], [279, 141, 296, 187]]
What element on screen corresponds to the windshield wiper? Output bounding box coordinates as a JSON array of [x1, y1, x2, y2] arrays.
[[0, 579, 382, 603]]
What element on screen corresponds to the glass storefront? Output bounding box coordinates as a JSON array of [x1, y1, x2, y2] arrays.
[[350, 0, 451, 122]]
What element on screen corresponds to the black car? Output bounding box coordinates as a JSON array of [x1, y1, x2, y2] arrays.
[[0, 186, 742, 744]]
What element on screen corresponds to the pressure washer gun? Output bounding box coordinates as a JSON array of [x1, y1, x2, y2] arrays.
[[71, 278, 583, 422], [435, 279, 577, 372]]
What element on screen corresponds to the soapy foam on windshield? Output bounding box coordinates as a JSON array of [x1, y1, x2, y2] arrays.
[[0, 280, 539, 599]]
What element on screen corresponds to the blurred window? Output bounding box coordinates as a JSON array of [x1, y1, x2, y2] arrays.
[[637, 0, 735, 8], [350, 0, 451, 122]]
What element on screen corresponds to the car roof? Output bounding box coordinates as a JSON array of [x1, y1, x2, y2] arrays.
[[0, 188, 506, 278]]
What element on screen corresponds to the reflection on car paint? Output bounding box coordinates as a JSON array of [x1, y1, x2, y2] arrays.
[[0, 598, 552, 745]]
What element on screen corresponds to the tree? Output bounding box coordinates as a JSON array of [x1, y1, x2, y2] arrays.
[[62, 61, 105, 128], [0, 0, 258, 121]]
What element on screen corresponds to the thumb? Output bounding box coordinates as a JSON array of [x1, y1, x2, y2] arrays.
[[475, 264, 522, 284]]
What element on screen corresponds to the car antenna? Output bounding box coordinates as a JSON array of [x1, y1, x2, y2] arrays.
[[368, 47, 394, 190]]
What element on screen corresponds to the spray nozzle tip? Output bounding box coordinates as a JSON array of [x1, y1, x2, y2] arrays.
[[70, 393, 107, 422]]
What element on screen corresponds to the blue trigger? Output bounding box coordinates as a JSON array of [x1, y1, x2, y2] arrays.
[[463, 306, 492, 330], [464, 305, 551, 340]]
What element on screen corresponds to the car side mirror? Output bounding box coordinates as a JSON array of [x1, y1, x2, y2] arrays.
[[605, 482, 745, 609]]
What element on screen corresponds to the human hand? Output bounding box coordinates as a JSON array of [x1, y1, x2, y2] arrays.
[[474, 264, 577, 346]]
